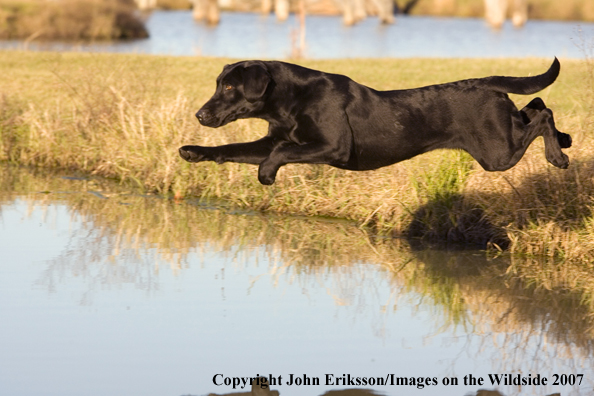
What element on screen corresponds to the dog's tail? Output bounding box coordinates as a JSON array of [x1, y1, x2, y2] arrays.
[[476, 58, 560, 95]]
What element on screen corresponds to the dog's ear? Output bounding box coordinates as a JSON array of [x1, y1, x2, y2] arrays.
[[242, 63, 270, 103]]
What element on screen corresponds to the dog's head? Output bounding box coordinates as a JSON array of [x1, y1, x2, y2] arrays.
[[196, 61, 272, 128]]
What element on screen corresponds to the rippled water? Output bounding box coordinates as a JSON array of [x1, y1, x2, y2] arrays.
[[1, 165, 593, 396], [2, 11, 594, 59]]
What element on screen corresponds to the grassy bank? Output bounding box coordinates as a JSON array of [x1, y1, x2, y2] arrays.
[[0, 0, 148, 40], [0, 51, 593, 264], [411, 0, 594, 22]]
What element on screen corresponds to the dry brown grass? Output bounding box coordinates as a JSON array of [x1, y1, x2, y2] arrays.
[[156, 0, 192, 10], [0, 0, 148, 40], [411, 0, 594, 21]]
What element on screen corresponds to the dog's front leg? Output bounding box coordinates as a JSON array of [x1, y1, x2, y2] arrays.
[[179, 137, 276, 164], [257, 141, 348, 185]]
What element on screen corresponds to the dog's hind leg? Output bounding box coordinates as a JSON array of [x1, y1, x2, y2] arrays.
[[520, 97, 572, 149], [463, 96, 570, 172], [519, 97, 546, 123], [523, 107, 570, 169]]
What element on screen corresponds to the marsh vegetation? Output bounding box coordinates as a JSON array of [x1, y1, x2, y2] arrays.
[[1, 52, 593, 269], [413, 0, 594, 21], [0, 0, 148, 40]]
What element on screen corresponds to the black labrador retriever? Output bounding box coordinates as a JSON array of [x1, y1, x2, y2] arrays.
[[179, 59, 571, 185]]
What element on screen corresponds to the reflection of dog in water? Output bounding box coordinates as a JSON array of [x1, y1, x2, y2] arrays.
[[474, 391, 559, 396], [206, 376, 381, 396], [206, 376, 279, 396], [205, 377, 563, 396]]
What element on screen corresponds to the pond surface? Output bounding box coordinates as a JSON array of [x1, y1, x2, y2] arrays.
[[2, 10, 594, 59], [1, 164, 594, 396]]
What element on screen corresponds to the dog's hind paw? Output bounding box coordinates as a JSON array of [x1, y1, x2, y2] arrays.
[[258, 173, 276, 185], [548, 152, 569, 169], [558, 132, 572, 149], [258, 161, 278, 185]]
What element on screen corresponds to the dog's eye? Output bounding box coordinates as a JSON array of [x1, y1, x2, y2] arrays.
[[224, 84, 233, 91]]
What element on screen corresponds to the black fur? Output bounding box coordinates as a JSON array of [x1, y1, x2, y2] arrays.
[[180, 59, 571, 185]]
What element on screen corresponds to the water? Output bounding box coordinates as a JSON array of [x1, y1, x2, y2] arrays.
[[1, 165, 593, 396], [2, 10, 594, 59]]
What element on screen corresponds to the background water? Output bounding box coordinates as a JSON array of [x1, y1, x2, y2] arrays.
[[2, 11, 594, 59]]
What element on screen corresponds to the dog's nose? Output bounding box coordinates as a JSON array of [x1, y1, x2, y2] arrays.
[[196, 109, 213, 126], [195, 109, 206, 123]]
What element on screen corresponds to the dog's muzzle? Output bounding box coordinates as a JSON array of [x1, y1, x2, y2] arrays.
[[195, 109, 211, 125]]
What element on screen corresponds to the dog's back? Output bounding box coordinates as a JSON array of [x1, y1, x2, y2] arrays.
[[343, 59, 562, 171]]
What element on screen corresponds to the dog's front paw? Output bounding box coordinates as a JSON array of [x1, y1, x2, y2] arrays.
[[179, 146, 205, 162]]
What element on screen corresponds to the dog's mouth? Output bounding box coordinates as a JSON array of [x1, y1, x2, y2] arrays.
[[197, 114, 235, 128], [196, 109, 247, 128], [197, 116, 222, 128]]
